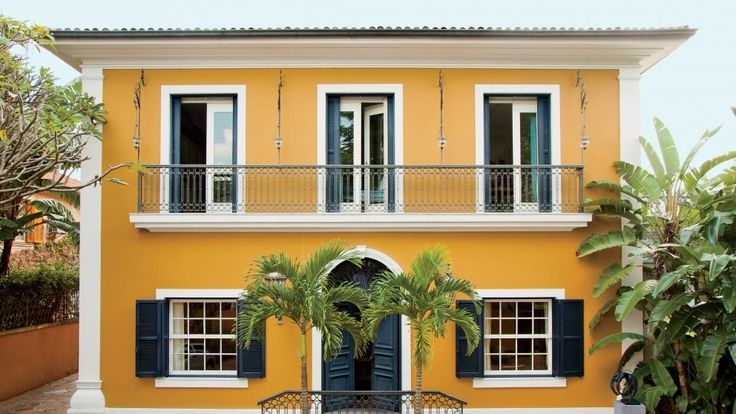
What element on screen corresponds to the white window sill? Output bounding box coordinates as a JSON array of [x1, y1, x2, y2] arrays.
[[473, 376, 566, 388], [154, 377, 248, 388], [129, 212, 592, 232]]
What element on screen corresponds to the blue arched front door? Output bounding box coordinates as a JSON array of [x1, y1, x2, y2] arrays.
[[323, 259, 401, 395]]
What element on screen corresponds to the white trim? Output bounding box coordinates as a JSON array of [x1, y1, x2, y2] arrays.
[[106, 409, 260, 414], [310, 246, 410, 392], [474, 84, 562, 212], [155, 289, 241, 300], [104, 408, 610, 414], [472, 376, 566, 388], [159, 85, 246, 212], [129, 212, 592, 232], [69, 65, 106, 414], [473, 288, 565, 389], [51, 35, 692, 74], [154, 377, 247, 389], [316, 84, 404, 212], [464, 409, 611, 414], [618, 67, 644, 370], [476, 289, 565, 299]]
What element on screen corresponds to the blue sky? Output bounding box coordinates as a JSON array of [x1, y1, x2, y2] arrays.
[[2, 0, 734, 164]]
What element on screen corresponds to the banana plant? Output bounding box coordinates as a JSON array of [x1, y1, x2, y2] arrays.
[[578, 118, 736, 414]]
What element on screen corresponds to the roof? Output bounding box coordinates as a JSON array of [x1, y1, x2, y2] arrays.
[[48, 26, 696, 73], [52, 25, 695, 38]]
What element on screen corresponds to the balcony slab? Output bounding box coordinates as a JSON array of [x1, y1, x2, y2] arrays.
[[129, 213, 592, 232]]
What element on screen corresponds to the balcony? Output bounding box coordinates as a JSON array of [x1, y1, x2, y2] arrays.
[[130, 165, 592, 232], [258, 390, 465, 414]]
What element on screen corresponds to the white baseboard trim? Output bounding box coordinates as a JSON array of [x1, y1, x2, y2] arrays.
[[106, 410, 260, 414], [106, 408, 611, 414], [465, 409, 612, 414]]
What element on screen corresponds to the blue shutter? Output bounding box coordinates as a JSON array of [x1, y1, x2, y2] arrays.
[[325, 95, 341, 212], [456, 300, 483, 377], [323, 330, 355, 390], [135, 300, 166, 377], [386, 95, 396, 213], [230, 95, 238, 213], [170, 97, 182, 213], [236, 300, 266, 378], [552, 299, 584, 377], [537, 95, 552, 212]]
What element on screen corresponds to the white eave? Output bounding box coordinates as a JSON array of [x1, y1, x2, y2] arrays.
[[128, 213, 593, 232], [48, 27, 695, 73]]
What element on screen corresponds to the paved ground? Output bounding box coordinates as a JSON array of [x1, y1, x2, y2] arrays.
[[0, 374, 76, 414]]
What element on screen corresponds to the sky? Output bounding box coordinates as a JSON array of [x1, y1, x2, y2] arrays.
[[2, 0, 735, 166]]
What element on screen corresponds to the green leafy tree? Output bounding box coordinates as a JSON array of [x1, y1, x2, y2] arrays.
[[579, 118, 736, 413], [236, 241, 369, 412], [0, 16, 126, 275], [364, 246, 480, 413]]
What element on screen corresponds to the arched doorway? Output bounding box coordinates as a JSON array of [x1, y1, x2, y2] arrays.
[[322, 258, 401, 393]]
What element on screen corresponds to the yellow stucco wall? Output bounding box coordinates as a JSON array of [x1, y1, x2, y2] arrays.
[[100, 68, 621, 409]]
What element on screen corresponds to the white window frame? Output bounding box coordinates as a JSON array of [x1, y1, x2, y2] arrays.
[[168, 298, 238, 377], [473, 288, 567, 389], [154, 289, 247, 389], [483, 298, 552, 376], [159, 85, 246, 214], [316, 84, 404, 213], [474, 85, 561, 213]]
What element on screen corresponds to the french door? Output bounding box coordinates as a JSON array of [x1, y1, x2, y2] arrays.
[[335, 98, 389, 212]]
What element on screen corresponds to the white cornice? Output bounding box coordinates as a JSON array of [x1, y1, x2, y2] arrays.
[[50, 35, 690, 73], [129, 213, 592, 232]]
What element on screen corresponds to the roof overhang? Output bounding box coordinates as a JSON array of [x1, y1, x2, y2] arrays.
[[47, 28, 695, 73]]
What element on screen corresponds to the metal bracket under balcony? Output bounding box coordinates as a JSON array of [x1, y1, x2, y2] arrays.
[[129, 165, 592, 232]]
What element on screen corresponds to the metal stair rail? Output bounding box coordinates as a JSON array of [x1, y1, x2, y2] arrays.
[[258, 390, 466, 414]]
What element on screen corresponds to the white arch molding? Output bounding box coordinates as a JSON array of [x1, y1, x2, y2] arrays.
[[311, 245, 411, 392]]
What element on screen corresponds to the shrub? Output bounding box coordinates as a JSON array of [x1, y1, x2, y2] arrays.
[[0, 263, 79, 331], [10, 239, 79, 271]]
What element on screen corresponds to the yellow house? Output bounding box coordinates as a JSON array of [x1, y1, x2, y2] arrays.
[[49, 26, 693, 413]]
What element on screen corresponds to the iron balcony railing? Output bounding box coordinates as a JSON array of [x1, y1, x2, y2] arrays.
[[258, 390, 466, 414], [137, 164, 583, 214]]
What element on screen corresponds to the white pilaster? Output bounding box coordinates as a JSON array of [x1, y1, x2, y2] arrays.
[[69, 65, 106, 414], [618, 67, 643, 370]]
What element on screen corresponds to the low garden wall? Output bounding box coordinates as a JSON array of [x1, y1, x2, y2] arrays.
[[0, 320, 79, 401]]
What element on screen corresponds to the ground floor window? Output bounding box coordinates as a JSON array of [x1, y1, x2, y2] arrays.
[[483, 299, 552, 375], [169, 299, 237, 375]]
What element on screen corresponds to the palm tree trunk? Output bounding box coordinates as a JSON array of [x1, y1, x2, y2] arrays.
[[414, 363, 423, 414], [300, 331, 309, 414], [673, 340, 689, 407]]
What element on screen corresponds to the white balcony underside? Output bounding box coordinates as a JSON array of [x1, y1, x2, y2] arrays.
[[129, 213, 592, 232]]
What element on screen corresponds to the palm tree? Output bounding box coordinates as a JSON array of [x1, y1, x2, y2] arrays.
[[364, 246, 480, 414], [236, 241, 369, 412]]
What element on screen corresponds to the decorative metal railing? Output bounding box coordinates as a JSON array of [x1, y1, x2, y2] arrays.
[[137, 165, 583, 214], [258, 390, 465, 414]]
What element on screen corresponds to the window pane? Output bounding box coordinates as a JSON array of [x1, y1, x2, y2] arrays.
[[489, 339, 500, 353], [188, 319, 204, 335], [489, 103, 512, 165], [205, 319, 220, 335], [206, 339, 221, 354], [222, 339, 236, 354], [172, 302, 187, 318], [533, 355, 548, 370], [533, 302, 547, 317], [172, 354, 186, 371], [518, 319, 532, 334], [490, 355, 500, 371], [490, 319, 499, 335], [518, 338, 532, 353], [222, 319, 235, 334], [213, 111, 234, 165], [517, 355, 532, 371], [501, 355, 515, 370], [533, 338, 547, 353], [501, 319, 515, 335], [172, 339, 187, 354], [189, 355, 204, 371], [339, 112, 354, 165], [221, 302, 236, 317], [190, 302, 204, 318], [490, 302, 501, 317], [206, 355, 221, 371], [501, 302, 516, 317], [501, 339, 515, 353], [534, 319, 546, 334], [222, 354, 237, 370], [172, 318, 186, 335], [205, 302, 220, 318], [518, 302, 532, 317]]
